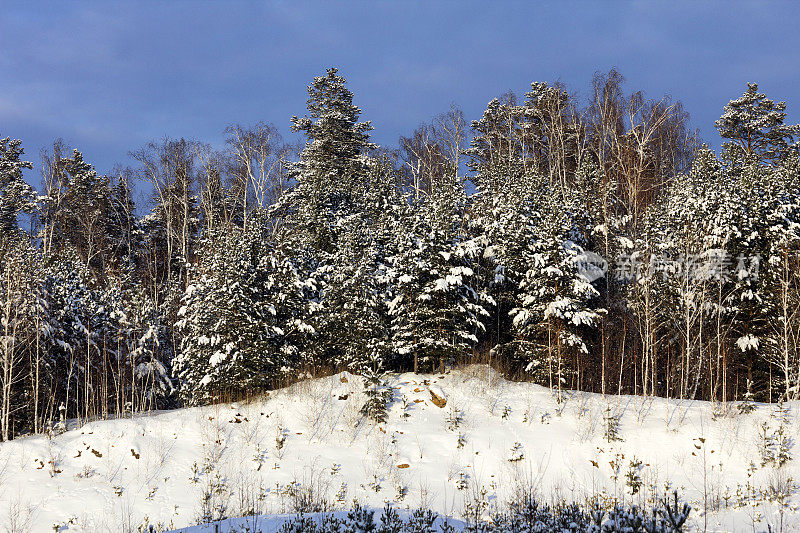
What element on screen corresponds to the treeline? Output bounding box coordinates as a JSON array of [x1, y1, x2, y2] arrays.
[[1, 68, 799, 439]]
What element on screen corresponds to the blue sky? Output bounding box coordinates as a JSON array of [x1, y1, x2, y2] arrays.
[[2, 1, 799, 200]]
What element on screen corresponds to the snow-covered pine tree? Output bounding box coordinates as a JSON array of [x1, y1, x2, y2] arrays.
[[359, 362, 392, 424], [106, 172, 141, 275], [472, 153, 604, 390], [269, 68, 404, 375], [0, 238, 40, 439], [477, 176, 547, 372], [38, 250, 126, 421], [388, 180, 488, 373], [174, 217, 313, 404], [507, 175, 604, 392], [466, 89, 607, 387], [0, 135, 36, 237], [299, 155, 402, 373], [465, 93, 528, 197], [719, 158, 773, 402], [522, 80, 582, 189], [466, 93, 536, 372], [643, 148, 724, 400], [275, 67, 376, 253], [122, 286, 174, 411], [637, 82, 800, 402], [762, 155, 800, 400], [688, 149, 743, 404], [713, 85, 800, 400], [303, 241, 386, 372], [716, 83, 800, 165], [55, 150, 115, 273]]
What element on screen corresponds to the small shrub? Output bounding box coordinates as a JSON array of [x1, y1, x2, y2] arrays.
[[603, 405, 623, 443], [360, 369, 393, 424]]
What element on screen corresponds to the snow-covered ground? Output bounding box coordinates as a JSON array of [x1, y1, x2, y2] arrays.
[[0, 366, 797, 532]]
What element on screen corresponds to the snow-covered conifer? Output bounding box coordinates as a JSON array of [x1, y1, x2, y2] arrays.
[[716, 83, 800, 165], [0, 135, 35, 236]]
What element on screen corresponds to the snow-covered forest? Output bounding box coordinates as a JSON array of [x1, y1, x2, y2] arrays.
[[2, 63, 800, 531], [1, 68, 800, 441]]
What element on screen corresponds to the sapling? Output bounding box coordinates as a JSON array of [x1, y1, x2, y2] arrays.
[[445, 406, 463, 431], [253, 445, 267, 471], [624, 457, 644, 496], [395, 482, 409, 502], [603, 405, 623, 443], [407, 508, 437, 533], [400, 395, 412, 419], [774, 401, 793, 468], [758, 402, 794, 469], [346, 503, 376, 532], [554, 390, 568, 417], [456, 471, 469, 491], [335, 482, 348, 504], [738, 379, 757, 414], [692, 436, 714, 531], [189, 461, 200, 485], [275, 424, 287, 459], [462, 483, 490, 531], [759, 420, 777, 467], [360, 367, 393, 424], [367, 473, 382, 493], [380, 503, 404, 533], [608, 452, 624, 500], [197, 468, 230, 524], [508, 442, 525, 463], [659, 490, 691, 531]]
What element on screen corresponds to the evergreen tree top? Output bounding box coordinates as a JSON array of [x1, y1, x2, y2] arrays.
[[0, 136, 33, 185], [291, 68, 376, 184], [64, 149, 98, 179], [715, 82, 800, 164], [0, 135, 36, 234], [61, 149, 110, 207]]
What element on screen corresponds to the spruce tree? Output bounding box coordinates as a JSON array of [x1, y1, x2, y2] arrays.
[[0, 136, 35, 236], [174, 219, 313, 404], [389, 183, 488, 373], [507, 180, 604, 388], [276, 67, 376, 253]]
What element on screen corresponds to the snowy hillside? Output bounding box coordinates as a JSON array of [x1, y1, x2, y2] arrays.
[[0, 366, 797, 532]]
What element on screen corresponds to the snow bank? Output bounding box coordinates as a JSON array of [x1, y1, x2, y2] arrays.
[[0, 366, 796, 532]]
